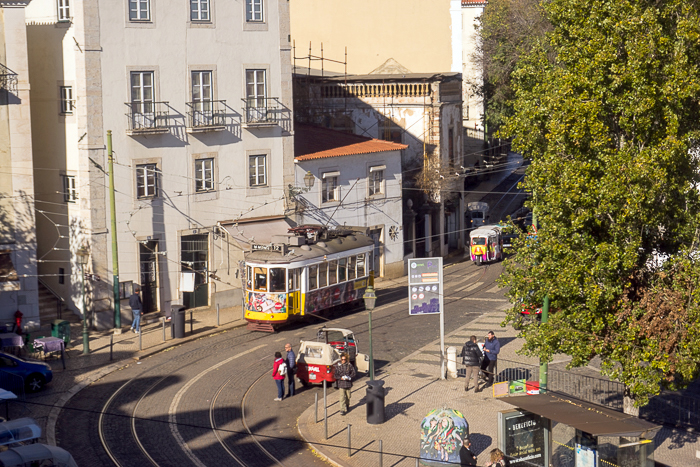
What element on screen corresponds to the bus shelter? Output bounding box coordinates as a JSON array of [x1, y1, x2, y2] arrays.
[[499, 393, 660, 467]]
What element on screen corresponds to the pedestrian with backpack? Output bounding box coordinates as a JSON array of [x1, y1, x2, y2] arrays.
[[272, 351, 287, 401]]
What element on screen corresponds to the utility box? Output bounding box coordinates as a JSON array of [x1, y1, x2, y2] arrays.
[[171, 306, 186, 339], [51, 320, 71, 347], [366, 380, 386, 424]]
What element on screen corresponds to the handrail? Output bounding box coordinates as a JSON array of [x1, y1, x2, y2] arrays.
[[38, 278, 64, 319]]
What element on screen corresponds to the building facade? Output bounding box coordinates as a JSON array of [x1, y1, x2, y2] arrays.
[[25, 0, 294, 328], [0, 1, 39, 330]]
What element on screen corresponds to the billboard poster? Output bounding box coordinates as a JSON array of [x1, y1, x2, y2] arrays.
[[408, 257, 442, 315], [503, 412, 546, 466]]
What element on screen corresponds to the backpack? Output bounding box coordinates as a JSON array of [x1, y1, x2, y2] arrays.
[[278, 361, 287, 376]]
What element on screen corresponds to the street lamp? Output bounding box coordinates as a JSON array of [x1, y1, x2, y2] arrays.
[[76, 247, 90, 355], [288, 171, 316, 198], [363, 284, 377, 380]]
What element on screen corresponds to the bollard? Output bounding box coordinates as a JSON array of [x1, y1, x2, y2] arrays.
[[416, 458, 419, 467], [139, 329, 142, 351], [162, 318, 166, 341], [347, 423, 352, 457], [446, 346, 458, 378], [109, 335, 113, 361], [190, 311, 193, 334], [217, 304, 220, 327], [315, 393, 318, 424], [323, 380, 328, 440], [379, 440, 383, 467]]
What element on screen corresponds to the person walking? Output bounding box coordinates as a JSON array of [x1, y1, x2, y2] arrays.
[[485, 448, 510, 466], [460, 335, 483, 391], [129, 286, 142, 334], [477, 331, 500, 392], [333, 353, 355, 415], [284, 343, 296, 398], [272, 351, 286, 401]]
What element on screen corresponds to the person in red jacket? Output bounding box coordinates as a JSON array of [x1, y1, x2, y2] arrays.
[[272, 351, 286, 401]]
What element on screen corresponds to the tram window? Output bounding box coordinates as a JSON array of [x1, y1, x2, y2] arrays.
[[270, 268, 286, 292], [319, 262, 328, 288], [357, 253, 366, 277], [253, 267, 268, 292], [347, 256, 356, 280], [309, 265, 318, 290], [338, 258, 347, 283], [246, 266, 252, 289], [288, 268, 300, 291], [328, 260, 338, 285]]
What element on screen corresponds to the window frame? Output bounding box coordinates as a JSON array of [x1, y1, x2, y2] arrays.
[[129, 0, 151, 22], [136, 163, 159, 199], [322, 172, 340, 204], [190, 0, 210, 22], [249, 154, 267, 187], [194, 158, 215, 193], [368, 166, 385, 197], [60, 86, 74, 115], [130, 71, 155, 113], [245, 69, 267, 106], [57, 0, 70, 22], [246, 0, 263, 22], [62, 175, 77, 203]]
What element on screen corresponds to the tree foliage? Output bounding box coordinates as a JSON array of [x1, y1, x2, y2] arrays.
[[499, 0, 700, 405], [474, 0, 552, 132]]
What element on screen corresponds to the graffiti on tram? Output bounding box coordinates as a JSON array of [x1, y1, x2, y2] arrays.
[[246, 292, 287, 314]]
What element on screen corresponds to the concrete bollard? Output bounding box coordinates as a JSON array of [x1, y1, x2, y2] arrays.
[[446, 346, 458, 378]]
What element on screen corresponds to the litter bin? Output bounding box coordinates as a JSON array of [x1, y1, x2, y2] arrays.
[[366, 380, 386, 424], [51, 319, 71, 347], [171, 306, 186, 339]]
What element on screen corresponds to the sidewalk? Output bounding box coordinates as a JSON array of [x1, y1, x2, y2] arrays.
[[297, 304, 700, 467]]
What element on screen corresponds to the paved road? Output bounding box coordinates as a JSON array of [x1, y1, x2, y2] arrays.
[[56, 258, 508, 466]]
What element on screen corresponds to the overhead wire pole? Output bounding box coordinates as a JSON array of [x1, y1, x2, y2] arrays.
[[107, 130, 121, 329]]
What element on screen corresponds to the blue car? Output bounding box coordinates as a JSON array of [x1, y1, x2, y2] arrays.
[[0, 353, 53, 392]]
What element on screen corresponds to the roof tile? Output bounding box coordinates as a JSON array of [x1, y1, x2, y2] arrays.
[[294, 124, 407, 161]]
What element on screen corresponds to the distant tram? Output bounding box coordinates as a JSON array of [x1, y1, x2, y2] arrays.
[[244, 226, 375, 332]]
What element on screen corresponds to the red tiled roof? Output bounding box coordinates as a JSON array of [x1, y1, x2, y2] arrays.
[[294, 124, 407, 161]]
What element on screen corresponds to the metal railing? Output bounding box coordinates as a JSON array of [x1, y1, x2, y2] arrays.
[[186, 100, 226, 128], [124, 101, 170, 132], [641, 393, 700, 429], [241, 97, 278, 125], [0, 63, 18, 94]]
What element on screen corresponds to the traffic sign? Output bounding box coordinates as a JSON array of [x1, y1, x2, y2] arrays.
[[408, 257, 442, 315]]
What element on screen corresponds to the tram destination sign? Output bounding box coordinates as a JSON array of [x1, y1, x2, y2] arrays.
[[408, 257, 443, 315], [251, 243, 284, 252]]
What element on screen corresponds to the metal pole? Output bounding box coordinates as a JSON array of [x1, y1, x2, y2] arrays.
[[109, 335, 113, 361], [323, 380, 328, 439], [315, 392, 318, 423], [190, 311, 193, 334], [216, 303, 220, 327], [369, 311, 374, 380], [81, 265, 90, 354], [379, 440, 383, 467], [539, 295, 549, 393], [439, 260, 445, 379], [347, 423, 352, 457], [139, 328, 142, 351], [107, 130, 121, 329], [162, 318, 166, 341]]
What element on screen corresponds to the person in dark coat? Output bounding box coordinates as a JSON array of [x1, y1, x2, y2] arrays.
[[461, 335, 483, 391], [333, 353, 356, 415], [128, 286, 142, 334], [284, 343, 296, 397], [476, 331, 500, 392], [459, 439, 478, 466]]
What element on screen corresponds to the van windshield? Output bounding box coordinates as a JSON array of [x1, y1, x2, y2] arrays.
[[471, 237, 487, 246]]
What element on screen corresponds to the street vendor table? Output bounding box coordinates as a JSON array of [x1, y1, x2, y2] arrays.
[[33, 337, 65, 369], [0, 333, 23, 354]]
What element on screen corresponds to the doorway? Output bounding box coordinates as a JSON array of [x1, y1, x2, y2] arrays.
[[369, 228, 382, 277], [181, 234, 209, 309], [139, 241, 160, 314]]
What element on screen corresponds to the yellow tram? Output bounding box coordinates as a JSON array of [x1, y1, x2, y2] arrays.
[[244, 226, 375, 332]]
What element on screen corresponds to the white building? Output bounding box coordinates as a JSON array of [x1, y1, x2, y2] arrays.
[[0, 0, 39, 330], [25, 0, 294, 328], [292, 124, 406, 278]]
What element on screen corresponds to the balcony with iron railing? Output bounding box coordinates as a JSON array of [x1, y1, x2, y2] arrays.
[[321, 81, 432, 99], [125, 101, 170, 135], [0, 63, 18, 95], [186, 100, 226, 133], [241, 97, 279, 127]]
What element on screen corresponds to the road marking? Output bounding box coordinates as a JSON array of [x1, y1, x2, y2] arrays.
[[169, 344, 265, 466], [447, 297, 509, 302], [485, 285, 501, 293], [453, 272, 481, 290]]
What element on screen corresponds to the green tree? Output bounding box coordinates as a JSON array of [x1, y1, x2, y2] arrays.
[[474, 0, 551, 132], [500, 0, 700, 410]]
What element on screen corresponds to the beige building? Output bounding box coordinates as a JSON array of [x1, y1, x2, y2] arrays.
[[26, 0, 294, 328], [0, 1, 39, 330]]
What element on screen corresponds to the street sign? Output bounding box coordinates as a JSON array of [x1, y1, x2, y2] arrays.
[[408, 257, 442, 315]]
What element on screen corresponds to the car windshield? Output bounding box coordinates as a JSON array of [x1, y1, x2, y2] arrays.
[[471, 237, 487, 245], [324, 331, 345, 342]]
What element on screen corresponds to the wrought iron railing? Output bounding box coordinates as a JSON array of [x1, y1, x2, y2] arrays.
[[0, 63, 18, 94], [241, 97, 278, 125], [186, 100, 226, 128], [124, 101, 170, 132]]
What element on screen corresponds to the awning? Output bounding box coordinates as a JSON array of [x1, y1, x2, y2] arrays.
[[219, 216, 296, 250], [499, 393, 661, 438]]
